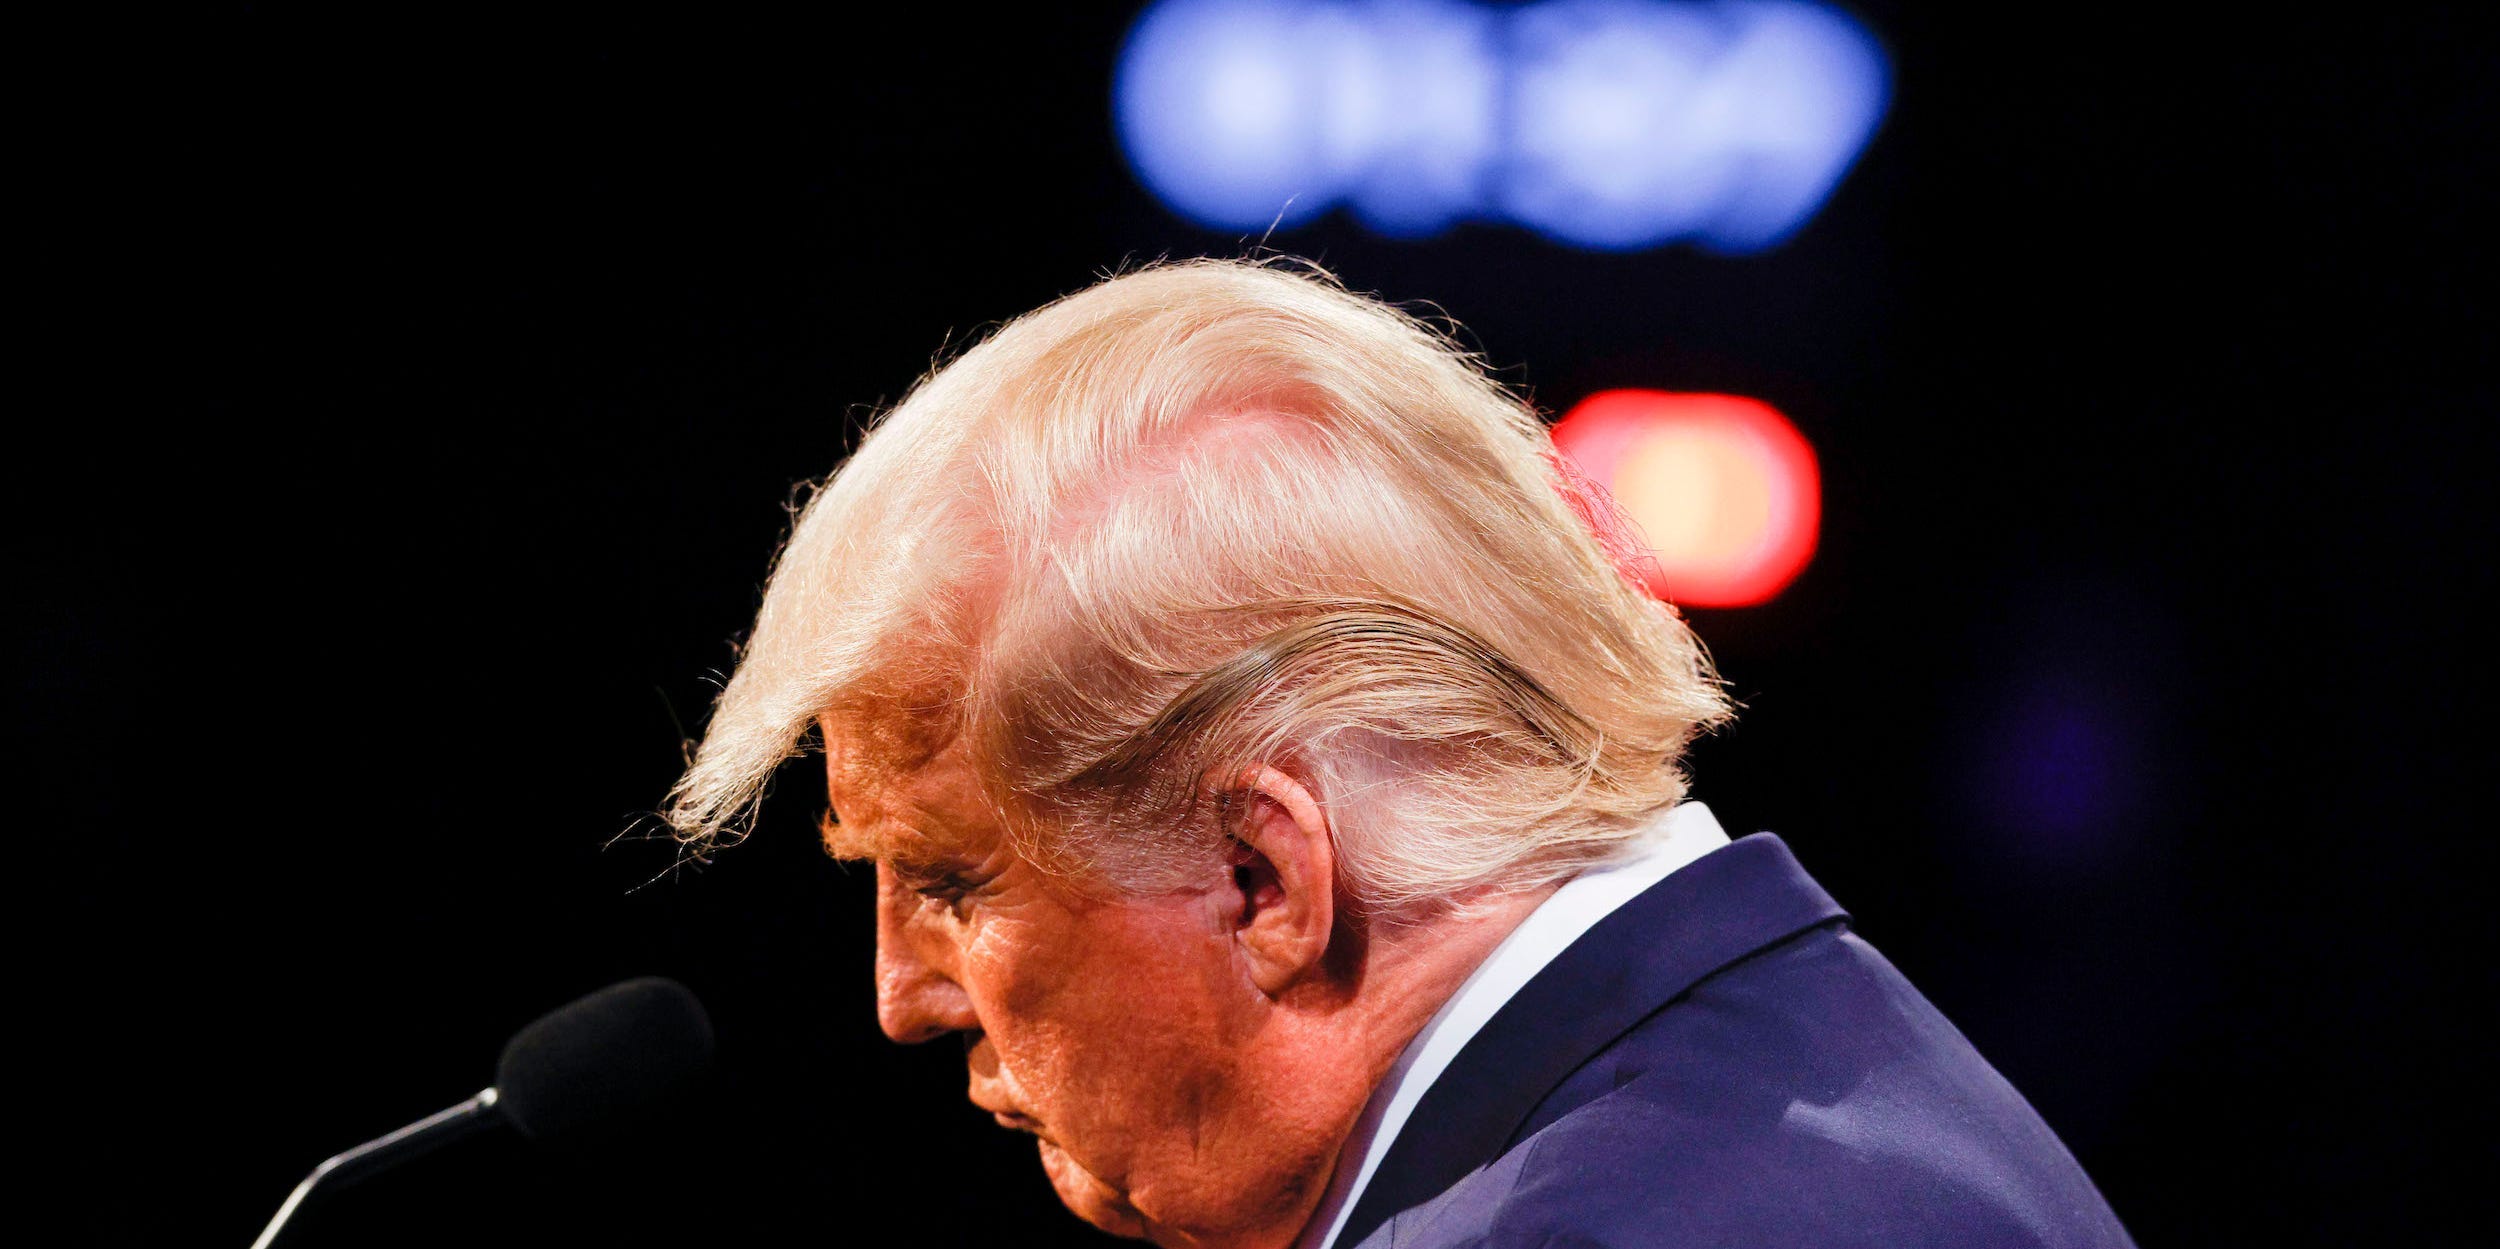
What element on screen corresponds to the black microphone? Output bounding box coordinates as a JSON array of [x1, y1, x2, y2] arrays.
[[252, 976, 714, 1248]]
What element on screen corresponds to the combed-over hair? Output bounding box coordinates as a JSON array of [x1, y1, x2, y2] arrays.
[[664, 258, 1732, 912]]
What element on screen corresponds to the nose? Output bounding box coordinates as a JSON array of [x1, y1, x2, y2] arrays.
[[873, 864, 979, 1044]]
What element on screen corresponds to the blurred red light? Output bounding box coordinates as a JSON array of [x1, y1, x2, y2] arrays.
[[1551, 390, 1820, 608]]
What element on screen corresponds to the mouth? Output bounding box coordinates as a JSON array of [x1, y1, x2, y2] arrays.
[[973, 1095, 1041, 1134]]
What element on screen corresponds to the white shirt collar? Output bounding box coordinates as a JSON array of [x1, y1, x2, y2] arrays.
[[1295, 801, 1733, 1249]]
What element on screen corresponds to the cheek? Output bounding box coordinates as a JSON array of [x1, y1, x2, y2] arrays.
[[964, 903, 1236, 1135]]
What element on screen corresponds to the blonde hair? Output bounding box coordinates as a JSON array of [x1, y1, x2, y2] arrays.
[[665, 258, 1731, 911]]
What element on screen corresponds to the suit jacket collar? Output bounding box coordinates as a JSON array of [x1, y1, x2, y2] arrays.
[[1335, 834, 1848, 1248]]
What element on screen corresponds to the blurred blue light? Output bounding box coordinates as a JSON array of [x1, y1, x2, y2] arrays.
[[1990, 683, 2133, 843], [1953, 579, 2181, 877], [1114, 0, 1889, 252], [1960, 669, 2157, 880]]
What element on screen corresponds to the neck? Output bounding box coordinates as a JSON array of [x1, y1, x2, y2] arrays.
[[1337, 885, 1561, 1089], [1194, 885, 1559, 1249]]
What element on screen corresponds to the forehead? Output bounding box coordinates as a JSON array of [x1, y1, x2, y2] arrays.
[[818, 706, 999, 865]]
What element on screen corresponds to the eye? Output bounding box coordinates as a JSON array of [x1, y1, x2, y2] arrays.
[[903, 867, 988, 916], [913, 875, 969, 902]]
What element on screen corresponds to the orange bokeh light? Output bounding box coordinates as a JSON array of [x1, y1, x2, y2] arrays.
[[1550, 390, 1820, 608]]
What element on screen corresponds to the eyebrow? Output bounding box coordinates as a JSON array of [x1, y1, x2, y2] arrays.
[[818, 809, 974, 875], [817, 810, 887, 863]]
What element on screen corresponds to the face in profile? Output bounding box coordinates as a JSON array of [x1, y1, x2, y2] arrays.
[[821, 714, 1327, 1245]]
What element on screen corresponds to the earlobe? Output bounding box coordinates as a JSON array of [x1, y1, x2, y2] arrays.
[[1223, 766, 1338, 997]]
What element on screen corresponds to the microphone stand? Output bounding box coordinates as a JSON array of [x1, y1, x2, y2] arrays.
[[251, 1087, 503, 1249]]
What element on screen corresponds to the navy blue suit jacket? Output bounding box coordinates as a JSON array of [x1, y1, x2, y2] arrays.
[[1340, 835, 2135, 1249]]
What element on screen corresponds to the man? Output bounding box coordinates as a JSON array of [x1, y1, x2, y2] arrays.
[[665, 260, 2135, 1247]]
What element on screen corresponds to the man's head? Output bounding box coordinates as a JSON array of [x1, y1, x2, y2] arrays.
[[666, 260, 1731, 1244]]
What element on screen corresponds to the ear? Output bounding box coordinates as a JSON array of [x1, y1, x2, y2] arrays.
[[1221, 765, 1338, 997]]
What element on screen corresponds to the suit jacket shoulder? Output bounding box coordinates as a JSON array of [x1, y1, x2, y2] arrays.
[[1346, 836, 2134, 1249]]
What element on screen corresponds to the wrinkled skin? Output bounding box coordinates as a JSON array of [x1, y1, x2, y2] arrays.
[[820, 712, 1547, 1248]]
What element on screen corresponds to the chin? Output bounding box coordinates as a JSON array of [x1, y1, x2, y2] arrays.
[[1038, 1136, 1153, 1241]]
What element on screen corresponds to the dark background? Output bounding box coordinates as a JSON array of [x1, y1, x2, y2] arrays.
[[28, 4, 2490, 1245]]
